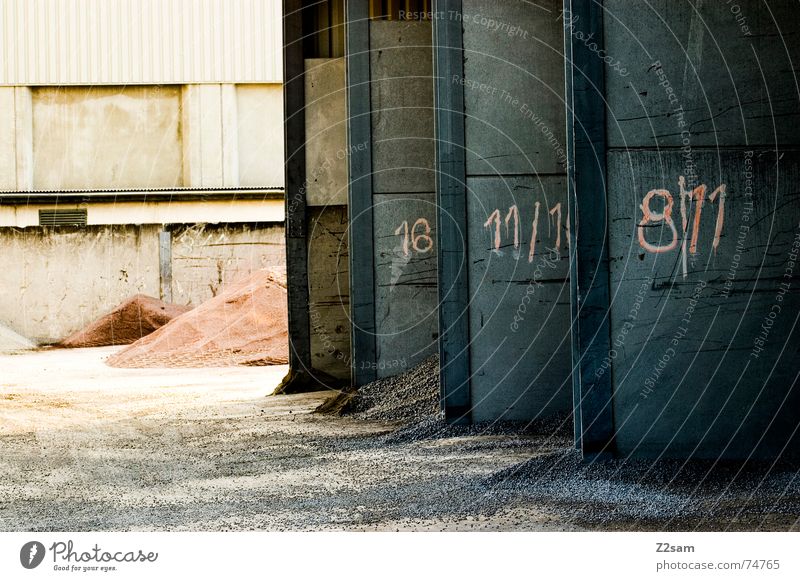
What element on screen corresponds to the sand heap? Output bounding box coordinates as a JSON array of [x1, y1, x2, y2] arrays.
[[0, 323, 35, 353], [107, 269, 289, 368], [58, 295, 191, 348]]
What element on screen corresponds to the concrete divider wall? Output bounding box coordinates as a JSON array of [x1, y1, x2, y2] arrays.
[[567, 0, 800, 460], [369, 21, 438, 378], [346, 15, 439, 385], [307, 206, 351, 379], [304, 57, 352, 381], [437, 0, 572, 422]]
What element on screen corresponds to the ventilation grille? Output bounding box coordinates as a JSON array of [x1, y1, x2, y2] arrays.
[[39, 209, 88, 227]]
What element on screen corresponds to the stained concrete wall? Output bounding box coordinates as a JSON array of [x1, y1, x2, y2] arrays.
[[301, 57, 352, 379], [461, 0, 571, 421], [0, 87, 32, 190], [0, 223, 286, 344], [0, 84, 284, 191], [305, 59, 348, 206], [171, 223, 286, 305], [32, 87, 184, 190], [370, 22, 435, 194], [237, 85, 286, 187], [181, 85, 239, 188], [0, 225, 161, 343], [307, 206, 351, 379]]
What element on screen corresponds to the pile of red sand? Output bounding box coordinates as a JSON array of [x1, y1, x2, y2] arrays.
[[107, 269, 289, 368], [58, 295, 191, 348]]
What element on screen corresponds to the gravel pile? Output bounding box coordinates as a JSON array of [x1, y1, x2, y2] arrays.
[[321, 355, 574, 451], [383, 412, 572, 446], [0, 323, 35, 353], [107, 270, 289, 368], [338, 355, 440, 423], [57, 295, 190, 348]]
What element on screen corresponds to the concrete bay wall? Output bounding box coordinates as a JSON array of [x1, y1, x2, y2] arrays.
[[303, 57, 352, 380], [598, 0, 800, 460], [462, 0, 571, 422]]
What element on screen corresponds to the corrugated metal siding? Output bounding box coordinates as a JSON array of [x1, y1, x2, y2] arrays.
[[0, 0, 282, 85]]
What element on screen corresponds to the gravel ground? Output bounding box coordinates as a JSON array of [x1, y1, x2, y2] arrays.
[[1, 348, 798, 531], [324, 356, 800, 531]]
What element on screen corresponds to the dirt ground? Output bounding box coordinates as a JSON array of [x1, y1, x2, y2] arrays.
[[0, 347, 797, 532]]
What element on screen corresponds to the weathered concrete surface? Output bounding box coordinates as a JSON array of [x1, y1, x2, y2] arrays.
[[3, 84, 284, 191], [181, 84, 240, 188], [457, 0, 572, 422], [607, 149, 800, 460], [0, 225, 161, 344], [307, 206, 351, 380], [0, 347, 574, 532], [604, 0, 800, 148], [171, 223, 286, 305], [236, 84, 285, 188], [466, 176, 572, 422], [0, 223, 285, 343], [32, 87, 183, 190], [372, 193, 438, 376], [349, 21, 438, 381], [462, 0, 566, 176], [370, 21, 435, 194], [590, 2, 800, 460], [305, 59, 349, 206], [0, 87, 32, 190]]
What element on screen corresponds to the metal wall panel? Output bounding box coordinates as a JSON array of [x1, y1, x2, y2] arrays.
[[568, 0, 800, 460], [0, 0, 283, 85]]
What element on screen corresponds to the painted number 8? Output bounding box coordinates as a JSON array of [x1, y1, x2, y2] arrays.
[[638, 189, 678, 253]]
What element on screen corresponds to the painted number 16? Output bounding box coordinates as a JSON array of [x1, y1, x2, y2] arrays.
[[395, 218, 433, 257]]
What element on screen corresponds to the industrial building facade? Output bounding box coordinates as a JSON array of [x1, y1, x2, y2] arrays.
[[0, 0, 286, 343]]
